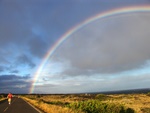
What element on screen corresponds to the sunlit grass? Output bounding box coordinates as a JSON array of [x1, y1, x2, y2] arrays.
[[0, 95, 6, 101], [103, 94, 150, 113], [22, 96, 80, 113]]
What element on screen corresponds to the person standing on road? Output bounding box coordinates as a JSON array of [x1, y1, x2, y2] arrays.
[[7, 93, 13, 104]]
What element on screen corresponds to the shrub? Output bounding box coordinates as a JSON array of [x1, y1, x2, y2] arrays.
[[141, 108, 150, 113], [95, 94, 108, 100], [67, 100, 134, 113], [147, 92, 150, 96], [0, 95, 4, 99], [42, 99, 69, 106]]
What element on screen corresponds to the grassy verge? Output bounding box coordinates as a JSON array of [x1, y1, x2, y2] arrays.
[[0, 95, 6, 101], [22, 96, 80, 113], [21, 93, 150, 113], [22, 94, 135, 113]]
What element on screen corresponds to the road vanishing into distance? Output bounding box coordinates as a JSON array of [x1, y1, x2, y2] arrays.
[[0, 97, 42, 113]]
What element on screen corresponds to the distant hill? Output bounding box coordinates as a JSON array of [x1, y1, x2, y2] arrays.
[[89, 88, 150, 94]]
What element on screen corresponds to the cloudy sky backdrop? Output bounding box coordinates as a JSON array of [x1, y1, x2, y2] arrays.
[[0, 0, 150, 94]]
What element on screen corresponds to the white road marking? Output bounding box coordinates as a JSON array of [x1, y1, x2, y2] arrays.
[[3, 98, 17, 112], [3, 107, 8, 112]]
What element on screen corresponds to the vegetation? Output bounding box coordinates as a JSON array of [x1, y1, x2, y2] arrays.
[[0, 95, 4, 99], [0, 93, 149, 113], [22, 96, 77, 113], [22, 93, 149, 113], [95, 94, 109, 100], [67, 100, 134, 113], [0, 95, 5, 101], [147, 92, 150, 96], [141, 108, 150, 113], [0, 92, 149, 113], [22, 93, 150, 113]]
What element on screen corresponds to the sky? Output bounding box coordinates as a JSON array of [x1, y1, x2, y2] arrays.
[[0, 0, 150, 94]]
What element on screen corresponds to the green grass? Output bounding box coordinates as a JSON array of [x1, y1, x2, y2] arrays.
[[66, 100, 135, 113]]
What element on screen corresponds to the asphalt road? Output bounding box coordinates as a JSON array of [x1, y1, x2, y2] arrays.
[[0, 97, 42, 113]]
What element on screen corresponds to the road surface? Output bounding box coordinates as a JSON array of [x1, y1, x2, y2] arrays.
[[0, 97, 42, 113]]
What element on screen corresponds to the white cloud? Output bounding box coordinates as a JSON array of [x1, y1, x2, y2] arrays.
[[34, 72, 150, 93]]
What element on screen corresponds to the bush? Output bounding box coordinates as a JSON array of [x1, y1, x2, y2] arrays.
[[147, 92, 150, 96], [141, 108, 150, 113], [67, 100, 134, 113], [95, 94, 108, 100], [42, 99, 69, 106], [0, 95, 4, 99]]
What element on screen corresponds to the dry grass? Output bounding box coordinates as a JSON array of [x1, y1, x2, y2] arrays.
[[40, 94, 89, 103], [22, 93, 150, 113], [104, 94, 150, 113], [22, 96, 81, 113], [0, 98, 5, 101], [0, 95, 6, 101]]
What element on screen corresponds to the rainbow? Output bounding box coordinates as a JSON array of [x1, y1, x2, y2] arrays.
[[30, 5, 150, 93]]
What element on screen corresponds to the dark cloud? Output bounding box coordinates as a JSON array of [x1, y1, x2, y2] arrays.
[[0, 75, 29, 80], [0, 66, 5, 72], [0, 55, 10, 65], [16, 54, 35, 68], [0, 75, 32, 94], [0, 65, 10, 73], [10, 70, 19, 74], [28, 37, 48, 58], [0, 0, 51, 58], [0, 2, 31, 46]]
